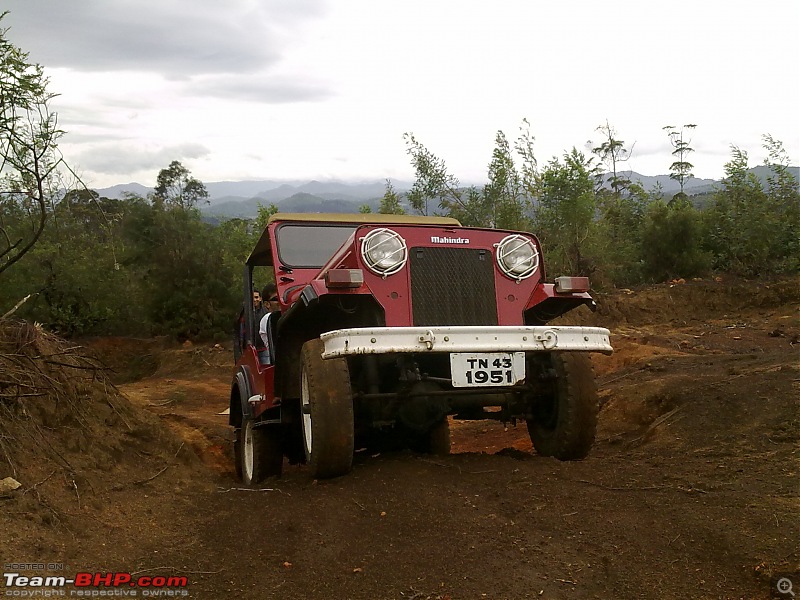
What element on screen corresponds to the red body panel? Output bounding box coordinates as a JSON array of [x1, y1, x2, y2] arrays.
[[525, 282, 594, 311], [273, 223, 551, 326], [236, 219, 593, 416], [238, 344, 276, 418]]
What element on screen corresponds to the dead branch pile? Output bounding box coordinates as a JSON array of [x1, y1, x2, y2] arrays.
[[0, 319, 111, 404], [0, 319, 153, 484]]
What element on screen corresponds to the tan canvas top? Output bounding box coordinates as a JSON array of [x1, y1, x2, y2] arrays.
[[266, 212, 461, 226]]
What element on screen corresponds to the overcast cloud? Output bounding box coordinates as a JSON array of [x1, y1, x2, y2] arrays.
[[2, 0, 798, 189], [187, 74, 333, 104], [5, 0, 325, 76], [74, 143, 211, 177]]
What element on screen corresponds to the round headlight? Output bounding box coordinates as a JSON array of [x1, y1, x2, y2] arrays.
[[496, 234, 539, 280], [361, 228, 408, 276]]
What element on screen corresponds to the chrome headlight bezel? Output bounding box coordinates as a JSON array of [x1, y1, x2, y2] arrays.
[[360, 228, 408, 277], [495, 234, 539, 281]]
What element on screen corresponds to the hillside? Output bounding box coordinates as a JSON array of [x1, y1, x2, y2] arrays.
[[93, 166, 799, 219]]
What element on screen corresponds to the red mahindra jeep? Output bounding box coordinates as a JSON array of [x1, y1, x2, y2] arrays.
[[230, 213, 612, 483]]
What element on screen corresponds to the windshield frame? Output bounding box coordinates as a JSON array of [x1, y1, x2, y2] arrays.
[[274, 223, 359, 269]]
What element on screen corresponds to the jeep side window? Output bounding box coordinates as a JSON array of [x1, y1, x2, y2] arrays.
[[275, 224, 357, 268]]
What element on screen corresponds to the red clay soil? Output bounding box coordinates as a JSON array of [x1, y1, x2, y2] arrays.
[[1, 276, 798, 599]]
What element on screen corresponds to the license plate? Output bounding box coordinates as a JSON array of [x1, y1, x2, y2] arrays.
[[449, 352, 525, 388]]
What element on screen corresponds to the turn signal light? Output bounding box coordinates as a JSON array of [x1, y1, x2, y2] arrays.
[[325, 269, 365, 288], [554, 276, 590, 293]]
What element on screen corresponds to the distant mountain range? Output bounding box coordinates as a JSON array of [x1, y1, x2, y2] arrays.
[[95, 166, 798, 219]]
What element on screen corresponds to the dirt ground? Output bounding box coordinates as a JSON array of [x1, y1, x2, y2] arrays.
[[1, 277, 798, 599]]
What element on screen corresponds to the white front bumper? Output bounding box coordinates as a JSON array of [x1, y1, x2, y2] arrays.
[[320, 325, 612, 359]]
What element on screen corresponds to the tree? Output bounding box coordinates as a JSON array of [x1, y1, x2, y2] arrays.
[[0, 12, 69, 277], [594, 181, 653, 285], [663, 124, 697, 200], [483, 130, 528, 230], [252, 201, 278, 240], [762, 135, 800, 272], [378, 179, 405, 215], [122, 163, 233, 338], [127, 199, 232, 338], [513, 118, 539, 201], [641, 199, 709, 281], [588, 121, 648, 284], [403, 129, 534, 228], [591, 120, 632, 195], [535, 149, 599, 276], [762, 134, 800, 216], [705, 137, 800, 275], [703, 146, 764, 274], [151, 160, 209, 210], [30, 192, 132, 334], [404, 133, 463, 217]]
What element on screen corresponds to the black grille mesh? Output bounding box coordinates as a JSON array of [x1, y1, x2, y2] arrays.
[[409, 247, 498, 326]]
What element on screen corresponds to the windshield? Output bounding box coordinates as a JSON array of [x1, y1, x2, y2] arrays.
[[275, 224, 357, 268]]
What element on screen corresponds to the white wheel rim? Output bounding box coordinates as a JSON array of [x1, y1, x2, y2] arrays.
[[301, 368, 312, 456], [243, 421, 254, 481]]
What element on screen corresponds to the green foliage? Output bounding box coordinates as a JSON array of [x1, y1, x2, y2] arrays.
[[217, 216, 254, 299], [513, 119, 539, 201], [403, 127, 534, 229], [762, 135, 800, 271], [0, 12, 68, 276], [593, 182, 653, 285], [591, 120, 631, 194], [404, 132, 463, 217], [2, 160, 249, 339], [252, 202, 278, 239], [640, 199, 711, 281], [445, 186, 488, 227], [378, 179, 405, 215], [41, 193, 129, 333], [151, 160, 209, 210], [136, 208, 232, 338], [4, 193, 146, 334], [534, 148, 599, 276], [663, 124, 697, 197], [704, 139, 800, 275], [483, 131, 528, 230], [587, 122, 646, 285]]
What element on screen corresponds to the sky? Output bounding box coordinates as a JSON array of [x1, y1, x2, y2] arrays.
[[4, 0, 799, 190]]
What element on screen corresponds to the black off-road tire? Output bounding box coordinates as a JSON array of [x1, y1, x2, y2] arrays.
[[238, 419, 283, 485], [300, 338, 354, 479], [527, 352, 598, 460]]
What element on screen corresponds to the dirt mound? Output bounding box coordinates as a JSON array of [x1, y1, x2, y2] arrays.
[[81, 336, 163, 384], [562, 275, 800, 330], [0, 321, 206, 564], [80, 335, 232, 385]]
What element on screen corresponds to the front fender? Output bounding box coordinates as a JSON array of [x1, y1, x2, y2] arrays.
[[229, 366, 255, 427], [524, 283, 596, 325]]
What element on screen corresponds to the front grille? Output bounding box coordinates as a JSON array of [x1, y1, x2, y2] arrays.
[[409, 247, 498, 326]]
